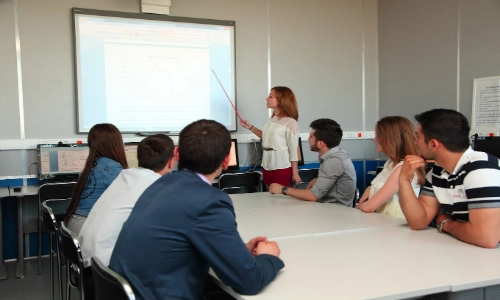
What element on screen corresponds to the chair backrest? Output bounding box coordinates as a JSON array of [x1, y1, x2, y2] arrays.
[[218, 172, 260, 192], [43, 198, 71, 224], [352, 187, 360, 208], [296, 169, 319, 189], [91, 257, 136, 300], [221, 186, 260, 194], [41, 200, 60, 232], [59, 222, 84, 271], [298, 169, 319, 182], [38, 182, 76, 203]]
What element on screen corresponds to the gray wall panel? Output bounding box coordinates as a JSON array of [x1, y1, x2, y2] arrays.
[[338, 139, 378, 161], [364, 0, 379, 131], [170, 0, 269, 134], [459, 0, 500, 121], [299, 139, 378, 163], [269, 0, 365, 131], [18, 0, 140, 138], [378, 0, 458, 121], [0, 0, 21, 139], [0, 151, 37, 178]]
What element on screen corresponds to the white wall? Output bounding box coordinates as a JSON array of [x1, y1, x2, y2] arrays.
[[0, 0, 379, 176], [378, 0, 500, 125]]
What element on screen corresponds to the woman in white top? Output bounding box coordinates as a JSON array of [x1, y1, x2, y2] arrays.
[[357, 116, 425, 218], [241, 86, 301, 188]]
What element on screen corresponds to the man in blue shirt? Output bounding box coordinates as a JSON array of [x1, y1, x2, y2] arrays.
[[109, 119, 284, 299]]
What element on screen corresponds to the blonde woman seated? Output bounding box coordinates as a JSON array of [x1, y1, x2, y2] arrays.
[[357, 116, 425, 218]]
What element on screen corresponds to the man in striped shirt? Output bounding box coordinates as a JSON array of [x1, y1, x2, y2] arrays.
[[399, 109, 500, 248]]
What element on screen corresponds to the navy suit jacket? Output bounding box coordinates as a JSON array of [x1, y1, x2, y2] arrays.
[[109, 170, 284, 299]]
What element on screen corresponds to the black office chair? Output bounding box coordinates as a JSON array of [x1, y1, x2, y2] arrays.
[[296, 168, 319, 189], [352, 188, 360, 208], [38, 182, 76, 275], [59, 222, 85, 300], [218, 172, 261, 194], [91, 257, 136, 300], [42, 199, 70, 300]]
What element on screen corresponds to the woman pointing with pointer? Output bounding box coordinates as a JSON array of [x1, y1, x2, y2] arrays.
[[241, 86, 301, 190]]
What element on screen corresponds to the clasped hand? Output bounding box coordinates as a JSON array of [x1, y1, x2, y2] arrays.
[[246, 236, 281, 257], [268, 183, 283, 195]]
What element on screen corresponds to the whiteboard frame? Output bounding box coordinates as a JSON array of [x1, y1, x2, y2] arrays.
[[72, 7, 238, 134]]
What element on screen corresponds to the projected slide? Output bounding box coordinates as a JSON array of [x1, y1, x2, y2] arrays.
[[104, 43, 210, 129], [73, 9, 236, 133]]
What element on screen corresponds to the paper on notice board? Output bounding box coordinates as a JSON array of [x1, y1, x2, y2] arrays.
[[472, 76, 500, 130]]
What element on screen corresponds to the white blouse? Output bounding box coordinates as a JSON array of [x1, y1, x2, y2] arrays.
[[370, 160, 420, 219], [261, 116, 299, 171]]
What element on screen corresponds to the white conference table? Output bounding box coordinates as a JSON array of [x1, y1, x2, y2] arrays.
[[232, 193, 406, 241], [0, 186, 39, 279], [211, 193, 500, 300]]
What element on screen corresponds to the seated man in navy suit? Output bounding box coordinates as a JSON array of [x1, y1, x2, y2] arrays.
[[109, 119, 284, 299]]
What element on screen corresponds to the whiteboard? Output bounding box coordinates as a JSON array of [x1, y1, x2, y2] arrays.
[[73, 8, 237, 133]]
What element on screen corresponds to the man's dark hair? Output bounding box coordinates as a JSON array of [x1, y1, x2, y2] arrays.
[[415, 108, 470, 152], [309, 118, 343, 148], [137, 134, 175, 172], [177, 119, 231, 174]]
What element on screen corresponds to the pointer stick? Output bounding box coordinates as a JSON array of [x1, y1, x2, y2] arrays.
[[212, 69, 243, 122]]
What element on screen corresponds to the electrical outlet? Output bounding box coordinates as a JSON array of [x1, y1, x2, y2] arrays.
[[470, 131, 497, 137], [343, 132, 362, 139], [247, 135, 260, 142]]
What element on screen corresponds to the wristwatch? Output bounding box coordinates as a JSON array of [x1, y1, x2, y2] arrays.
[[281, 186, 288, 195]]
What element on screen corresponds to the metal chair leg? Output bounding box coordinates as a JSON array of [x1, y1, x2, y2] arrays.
[[38, 209, 42, 275], [66, 262, 71, 300], [79, 267, 85, 300], [49, 233, 54, 300], [56, 235, 63, 300]]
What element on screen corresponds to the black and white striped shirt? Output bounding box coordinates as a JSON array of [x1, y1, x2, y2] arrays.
[[420, 148, 500, 222]]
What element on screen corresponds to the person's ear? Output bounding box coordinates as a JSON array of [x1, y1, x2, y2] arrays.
[[173, 146, 180, 162], [167, 156, 175, 170], [429, 139, 439, 151], [158, 156, 176, 175], [221, 153, 231, 170]]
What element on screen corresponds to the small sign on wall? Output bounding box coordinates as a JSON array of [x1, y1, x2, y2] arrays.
[[471, 76, 500, 132], [141, 0, 171, 15]]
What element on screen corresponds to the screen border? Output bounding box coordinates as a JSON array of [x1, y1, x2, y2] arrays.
[[297, 137, 305, 166], [72, 7, 237, 134], [37, 143, 90, 180], [226, 139, 240, 171]]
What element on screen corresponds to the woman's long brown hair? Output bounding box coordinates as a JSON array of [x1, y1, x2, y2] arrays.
[[270, 86, 299, 120], [65, 124, 128, 223], [376, 116, 426, 185]]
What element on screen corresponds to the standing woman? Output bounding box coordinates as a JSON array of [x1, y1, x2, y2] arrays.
[[65, 123, 128, 235], [357, 116, 425, 218], [241, 86, 301, 188]]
